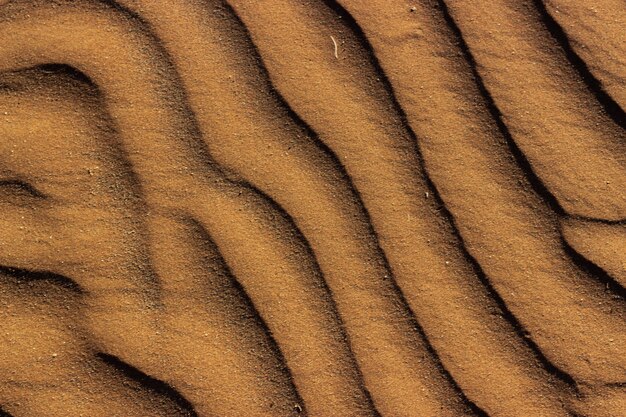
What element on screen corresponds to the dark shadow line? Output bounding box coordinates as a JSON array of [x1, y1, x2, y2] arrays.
[[568, 215, 626, 226], [38, 63, 95, 86], [0, 407, 13, 417], [98, 353, 198, 417], [533, 0, 625, 129], [94, 0, 221, 200], [326, 0, 579, 398], [0, 265, 82, 293], [0, 179, 47, 199], [604, 381, 626, 388], [9, 62, 149, 220], [561, 236, 626, 300], [99, 0, 146, 22], [187, 216, 308, 415]]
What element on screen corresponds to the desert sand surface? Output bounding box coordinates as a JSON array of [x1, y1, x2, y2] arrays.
[[0, 0, 624, 416]]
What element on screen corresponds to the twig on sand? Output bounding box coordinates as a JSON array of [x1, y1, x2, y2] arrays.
[[330, 35, 339, 59]]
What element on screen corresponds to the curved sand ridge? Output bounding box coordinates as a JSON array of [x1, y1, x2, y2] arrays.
[[0, 1, 623, 416]]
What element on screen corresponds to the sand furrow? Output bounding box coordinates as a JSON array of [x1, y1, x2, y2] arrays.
[[443, 0, 626, 221], [0, 274, 193, 417], [245, 1, 576, 415], [0, 65, 164, 357], [95, 353, 199, 417], [225, 0, 531, 415], [562, 218, 626, 288], [0, 266, 82, 293], [0, 1, 359, 414], [111, 1, 487, 416], [543, 0, 626, 113], [340, 0, 626, 389], [148, 212, 306, 416]]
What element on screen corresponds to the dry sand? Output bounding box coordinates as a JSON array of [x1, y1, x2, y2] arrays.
[[0, 0, 624, 416]]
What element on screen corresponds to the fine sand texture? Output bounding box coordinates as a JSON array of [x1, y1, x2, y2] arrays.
[[0, 1, 624, 416]]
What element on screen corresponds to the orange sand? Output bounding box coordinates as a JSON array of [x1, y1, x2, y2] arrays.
[[0, 1, 624, 416]]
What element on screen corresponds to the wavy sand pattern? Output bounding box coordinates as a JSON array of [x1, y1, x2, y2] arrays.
[[0, 1, 623, 416]]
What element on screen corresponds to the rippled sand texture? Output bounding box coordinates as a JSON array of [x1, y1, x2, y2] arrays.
[[0, 1, 624, 416]]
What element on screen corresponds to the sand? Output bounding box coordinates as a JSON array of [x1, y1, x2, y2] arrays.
[[0, 0, 623, 416]]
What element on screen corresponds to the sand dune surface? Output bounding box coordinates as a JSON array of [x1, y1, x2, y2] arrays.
[[0, 1, 624, 416]]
